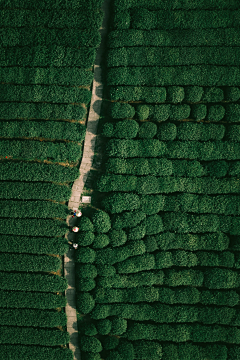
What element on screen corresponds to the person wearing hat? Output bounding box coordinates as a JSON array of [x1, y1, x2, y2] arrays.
[[72, 226, 79, 233]]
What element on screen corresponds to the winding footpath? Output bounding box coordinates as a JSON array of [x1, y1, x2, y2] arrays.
[[64, 0, 111, 359]]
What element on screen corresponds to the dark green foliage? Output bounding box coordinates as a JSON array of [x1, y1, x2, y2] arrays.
[[207, 105, 225, 121], [0, 85, 91, 104], [113, 10, 131, 29], [226, 125, 240, 141], [0, 253, 60, 273], [75, 247, 96, 263], [95, 286, 159, 304], [102, 120, 139, 139], [102, 336, 119, 350], [202, 87, 224, 102], [0, 308, 66, 328], [76, 232, 95, 246], [76, 264, 97, 279], [102, 193, 140, 214], [140, 195, 165, 215], [0, 235, 68, 255], [228, 346, 240, 360], [157, 123, 177, 141], [133, 340, 162, 360], [106, 139, 166, 158], [108, 85, 166, 103], [112, 210, 146, 229], [110, 317, 127, 335], [92, 210, 111, 233], [92, 234, 110, 248], [204, 268, 240, 289], [131, 9, 240, 30], [200, 290, 239, 307], [167, 86, 184, 103], [109, 102, 135, 119], [76, 292, 95, 314], [0, 200, 68, 219], [76, 278, 96, 292], [152, 232, 229, 251], [153, 104, 170, 121], [171, 160, 205, 177], [225, 104, 240, 122], [162, 343, 226, 360], [0, 161, 79, 182], [0, 272, 67, 292], [0, 345, 73, 360], [108, 229, 127, 247], [80, 336, 102, 353], [82, 323, 98, 336], [0, 290, 66, 309], [185, 86, 203, 102], [96, 319, 112, 335], [206, 161, 229, 177], [127, 221, 146, 240], [146, 214, 164, 235], [116, 253, 155, 273], [95, 240, 145, 265], [96, 264, 116, 277], [165, 269, 203, 287], [98, 271, 164, 289], [81, 353, 101, 360], [96, 174, 137, 192], [0, 103, 86, 121], [136, 105, 150, 120], [225, 87, 240, 101], [78, 217, 94, 232], [0, 218, 67, 236], [138, 122, 157, 138], [177, 122, 225, 141], [191, 104, 207, 120], [169, 104, 191, 120]]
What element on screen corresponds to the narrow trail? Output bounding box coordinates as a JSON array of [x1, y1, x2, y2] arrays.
[[64, 0, 111, 359]]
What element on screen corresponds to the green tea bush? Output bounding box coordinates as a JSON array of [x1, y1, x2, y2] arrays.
[[92, 234, 110, 248], [102, 336, 119, 350], [76, 264, 97, 279], [116, 253, 155, 273], [96, 319, 112, 335], [75, 247, 96, 263], [0, 140, 82, 162], [171, 160, 205, 177], [80, 336, 102, 353], [96, 264, 116, 277], [127, 221, 146, 240], [76, 232, 95, 246], [0, 253, 61, 272], [0, 272, 68, 292], [110, 317, 127, 335], [136, 105, 149, 120], [76, 292, 95, 314], [0, 161, 79, 182], [113, 10, 131, 29], [76, 278, 96, 292], [0, 200, 68, 219], [0, 235, 68, 254], [0, 290, 66, 309], [132, 340, 162, 360], [106, 139, 166, 158], [226, 125, 240, 141], [167, 86, 184, 103], [109, 102, 135, 119], [177, 122, 225, 141], [225, 87, 240, 101], [191, 104, 207, 120], [225, 104, 240, 122], [0, 345, 73, 360], [98, 271, 164, 289], [200, 290, 239, 307], [96, 174, 137, 192], [108, 229, 127, 247], [157, 123, 177, 140], [197, 251, 234, 268], [78, 217, 94, 232], [207, 105, 225, 121], [92, 210, 111, 233], [95, 287, 159, 304], [140, 195, 165, 215], [102, 120, 139, 139], [82, 323, 98, 337], [162, 343, 227, 360], [169, 104, 191, 120], [0, 102, 86, 121], [204, 268, 240, 289], [101, 193, 140, 213], [138, 122, 157, 138], [0, 218, 67, 236], [153, 104, 170, 121], [184, 86, 203, 102], [146, 214, 164, 235], [202, 87, 224, 102], [108, 85, 166, 103], [112, 210, 146, 229], [0, 308, 66, 328], [81, 353, 101, 360]]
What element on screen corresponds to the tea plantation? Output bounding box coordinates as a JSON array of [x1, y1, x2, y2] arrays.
[[0, 0, 103, 359], [72, 0, 240, 359]]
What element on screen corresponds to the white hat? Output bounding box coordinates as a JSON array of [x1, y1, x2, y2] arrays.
[[76, 210, 82, 217], [72, 227, 79, 233]]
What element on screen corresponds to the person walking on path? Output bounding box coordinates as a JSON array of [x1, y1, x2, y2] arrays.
[[72, 210, 82, 218], [72, 226, 79, 233], [68, 241, 79, 250]]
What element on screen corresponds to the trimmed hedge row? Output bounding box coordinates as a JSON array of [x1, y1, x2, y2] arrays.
[[0, 140, 82, 162], [0, 309, 66, 328], [0, 182, 71, 201], [130, 9, 240, 30], [0, 200, 68, 219], [0, 345, 73, 360], [0, 9, 103, 29], [106, 139, 166, 158], [98, 271, 164, 289], [0, 161, 79, 182], [0, 253, 61, 272], [107, 28, 240, 48], [0, 103, 86, 121], [0, 85, 91, 104], [0, 326, 69, 346], [0, 272, 68, 292], [97, 175, 240, 194], [1, 28, 101, 47], [108, 85, 167, 103], [0, 46, 96, 67], [0, 290, 67, 309], [124, 322, 240, 343], [0, 218, 67, 236], [107, 66, 240, 86], [162, 343, 226, 360], [0, 0, 103, 9], [0, 67, 94, 86], [102, 119, 139, 138], [173, 123, 225, 141], [107, 47, 240, 67]]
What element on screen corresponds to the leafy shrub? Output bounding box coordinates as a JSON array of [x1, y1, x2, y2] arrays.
[[153, 105, 170, 121], [225, 104, 240, 122], [80, 336, 102, 353], [107, 86, 166, 103], [101, 122, 114, 137], [136, 105, 149, 120], [92, 210, 111, 233], [102, 336, 119, 350], [113, 10, 131, 29], [78, 217, 94, 232], [146, 215, 164, 235], [177, 122, 225, 141], [102, 192, 140, 214], [77, 293, 95, 314], [110, 102, 135, 119], [75, 247, 96, 263], [162, 343, 227, 360], [191, 104, 207, 120], [138, 122, 157, 138], [110, 317, 127, 335], [96, 319, 112, 335], [202, 87, 224, 102], [0, 345, 73, 360], [76, 264, 97, 279], [226, 125, 240, 141], [76, 232, 95, 246], [116, 253, 155, 273], [96, 264, 116, 277], [225, 87, 240, 101], [115, 119, 139, 138], [92, 234, 110, 248], [204, 269, 240, 289], [106, 139, 166, 158], [167, 86, 184, 103], [157, 123, 177, 141], [184, 86, 203, 102], [112, 210, 146, 229], [108, 229, 127, 247], [207, 105, 225, 121], [127, 221, 146, 240], [140, 195, 165, 215]]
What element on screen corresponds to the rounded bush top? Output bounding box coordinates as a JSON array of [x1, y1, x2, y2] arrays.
[[138, 122, 157, 138], [92, 210, 111, 233]]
